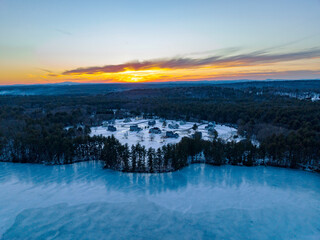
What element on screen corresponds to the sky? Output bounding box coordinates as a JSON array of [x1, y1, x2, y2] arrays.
[[0, 0, 320, 85]]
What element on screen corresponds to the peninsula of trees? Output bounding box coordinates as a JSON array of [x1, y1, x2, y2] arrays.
[[0, 81, 319, 172]]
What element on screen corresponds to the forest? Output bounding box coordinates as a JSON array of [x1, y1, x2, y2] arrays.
[[0, 82, 319, 172], [101, 135, 258, 173]]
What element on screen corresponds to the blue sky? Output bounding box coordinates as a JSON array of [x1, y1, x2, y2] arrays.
[[1, 0, 320, 84]]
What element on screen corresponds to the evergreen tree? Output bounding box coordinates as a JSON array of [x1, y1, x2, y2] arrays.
[[101, 136, 119, 169], [156, 148, 162, 172], [131, 145, 137, 171], [122, 144, 130, 171], [147, 148, 155, 172]]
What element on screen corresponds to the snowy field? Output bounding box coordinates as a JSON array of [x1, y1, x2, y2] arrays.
[[0, 161, 319, 239], [90, 118, 243, 149]]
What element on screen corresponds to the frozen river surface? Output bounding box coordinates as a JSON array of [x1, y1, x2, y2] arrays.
[[0, 162, 319, 240]]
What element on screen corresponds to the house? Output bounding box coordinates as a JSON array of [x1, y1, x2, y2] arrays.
[[205, 121, 216, 129], [124, 117, 132, 123], [148, 120, 156, 126], [166, 131, 179, 138], [130, 124, 142, 131], [168, 123, 179, 129], [149, 127, 161, 134], [108, 125, 117, 132]]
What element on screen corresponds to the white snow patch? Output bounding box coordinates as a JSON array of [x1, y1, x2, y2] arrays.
[[90, 119, 245, 149]]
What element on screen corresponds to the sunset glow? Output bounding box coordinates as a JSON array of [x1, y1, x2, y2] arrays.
[[1, 0, 320, 85]]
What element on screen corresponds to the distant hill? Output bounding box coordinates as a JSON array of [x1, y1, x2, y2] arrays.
[[0, 79, 319, 96]]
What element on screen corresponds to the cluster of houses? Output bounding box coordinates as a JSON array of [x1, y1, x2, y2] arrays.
[[101, 118, 218, 140], [103, 118, 182, 138]]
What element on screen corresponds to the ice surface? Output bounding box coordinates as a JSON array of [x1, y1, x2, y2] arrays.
[[90, 119, 243, 149], [0, 162, 319, 239]]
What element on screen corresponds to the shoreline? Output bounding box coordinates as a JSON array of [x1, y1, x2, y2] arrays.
[[1, 159, 319, 174]]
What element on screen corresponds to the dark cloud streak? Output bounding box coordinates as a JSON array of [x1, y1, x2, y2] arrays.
[[63, 48, 320, 75]]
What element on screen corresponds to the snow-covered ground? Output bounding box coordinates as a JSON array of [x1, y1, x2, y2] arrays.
[[90, 119, 244, 149], [275, 91, 320, 101]]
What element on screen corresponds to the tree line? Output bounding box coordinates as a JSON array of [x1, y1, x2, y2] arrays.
[[0, 85, 319, 172], [101, 135, 262, 173]]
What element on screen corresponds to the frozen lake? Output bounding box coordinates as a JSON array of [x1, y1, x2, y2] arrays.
[[0, 162, 319, 240]]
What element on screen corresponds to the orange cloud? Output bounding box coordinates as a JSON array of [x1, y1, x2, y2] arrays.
[[5, 48, 318, 85]]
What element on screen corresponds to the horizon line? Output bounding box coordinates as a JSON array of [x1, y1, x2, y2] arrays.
[[1, 78, 320, 87]]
